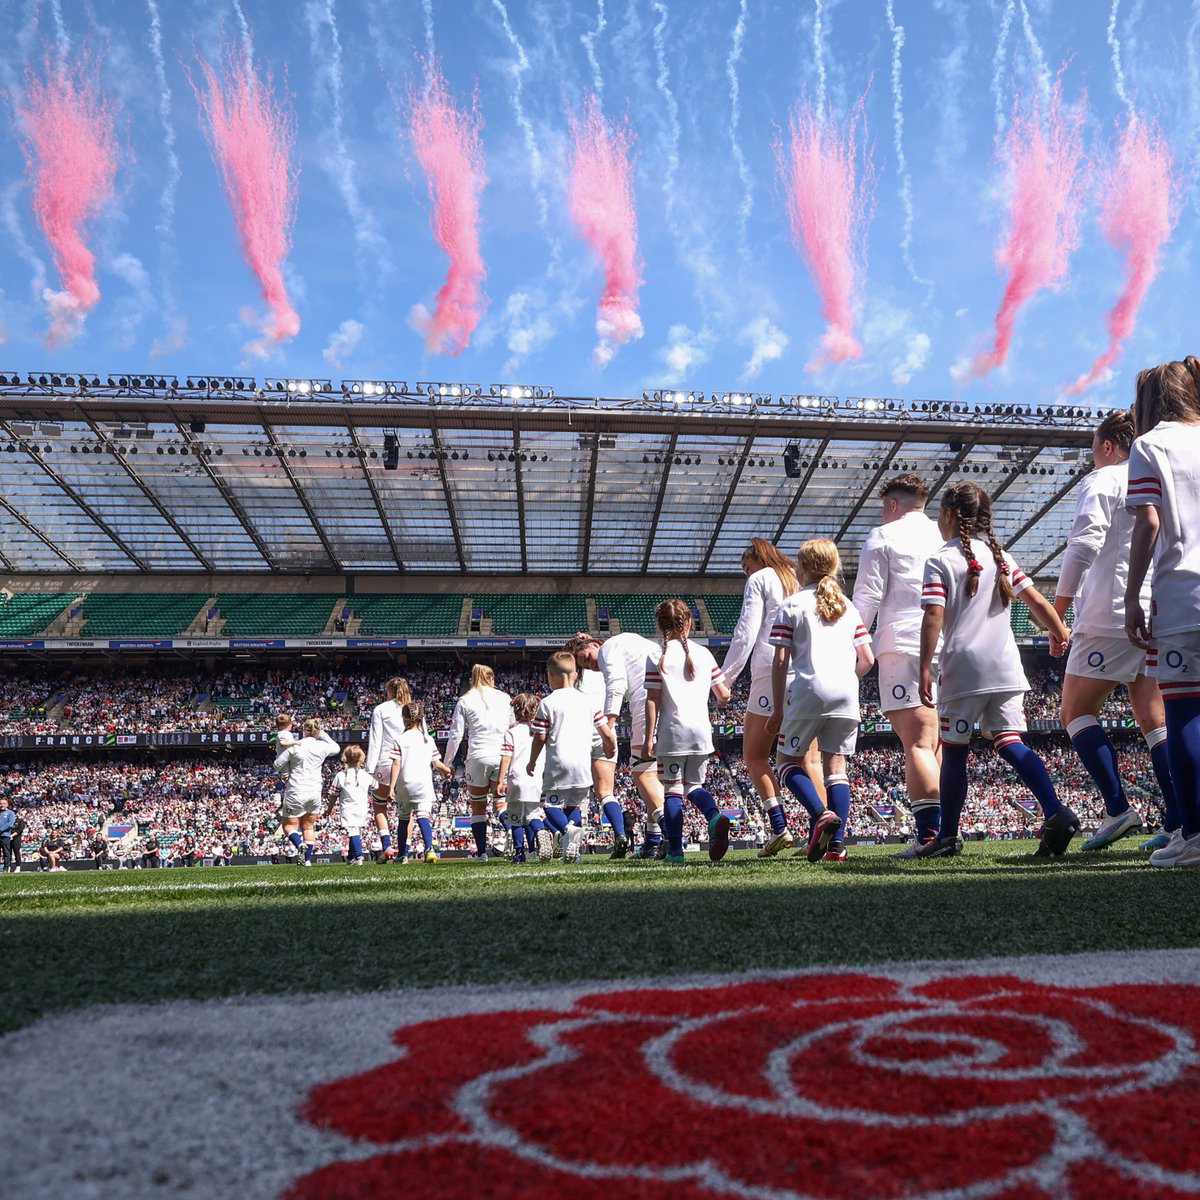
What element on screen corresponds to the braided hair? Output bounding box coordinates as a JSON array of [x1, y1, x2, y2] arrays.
[[940, 482, 1015, 608], [655, 598, 695, 680]]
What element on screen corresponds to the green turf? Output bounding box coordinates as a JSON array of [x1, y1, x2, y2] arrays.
[[3, 844, 1197, 1036]]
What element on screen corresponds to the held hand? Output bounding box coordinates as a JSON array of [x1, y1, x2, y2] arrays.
[[918, 667, 935, 708], [1049, 631, 1069, 659], [765, 714, 781, 738], [1125, 599, 1151, 650], [495, 779, 507, 797]]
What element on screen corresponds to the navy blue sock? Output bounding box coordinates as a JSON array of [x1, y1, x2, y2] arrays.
[[825, 774, 850, 831], [527, 817, 545, 838], [1147, 728, 1181, 831], [380, 832, 392, 852], [645, 811, 663, 845], [303, 841, 314, 863], [1164, 698, 1200, 838], [687, 786, 718, 821], [471, 819, 488, 854], [777, 762, 823, 819], [602, 799, 626, 837], [995, 734, 1062, 818], [663, 793, 684, 855], [543, 806, 569, 834], [912, 801, 941, 844], [498, 810, 512, 834], [565, 806, 582, 828], [939, 743, 970, 841], [348, 834, 362, 859], [396, 817, 410, 856], [765, 799, 788, 834], [416, 817, 434, 853], [512, 824, 527, 853], [288, 831, 303, 850], [1067, 717, 1127, 817]]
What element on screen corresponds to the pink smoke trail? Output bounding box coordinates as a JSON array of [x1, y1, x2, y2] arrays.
[[407, 60, 487, 356], [966, 85, 1085, 378], [567, 94, 643, 366], [1066, 116, 1175, 394], [18, 55, 118, 345], [194, 52, 299, 350], [780, 100, 872, 369]]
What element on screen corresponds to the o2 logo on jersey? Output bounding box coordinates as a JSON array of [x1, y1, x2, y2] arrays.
[[1086, 650, 1106, 672], [954, 718, 970, 736], [757, 695, 771, 710], [1165, 650, 1188, 674], [891, 683, 910, 702], [665, 762, 684, 779], [790, 736, 803, 751]]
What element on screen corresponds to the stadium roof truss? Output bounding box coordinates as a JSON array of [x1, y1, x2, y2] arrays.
[[0, 382, 1100, 578]]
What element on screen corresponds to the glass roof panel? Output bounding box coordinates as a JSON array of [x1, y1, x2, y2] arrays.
[[436, 427, 522, 572], [368, 426, 459, 570], [0, 503, 72, 570], [120, 423, 268, 570], [522, 430, 590, 573], [588, 433, 671, 571]]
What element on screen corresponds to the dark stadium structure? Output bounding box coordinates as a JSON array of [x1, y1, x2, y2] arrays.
[[0, 372, 1101, 585]]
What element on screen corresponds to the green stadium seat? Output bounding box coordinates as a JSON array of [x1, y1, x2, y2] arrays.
[[80, 593, 209, 637], [350, 594, 464, 636], [700, 595, 744, 635], [476, 594, 589, 637], [592, 594, 695, 637], [0, 594, 72, 637], [215, 594, 341, 637]]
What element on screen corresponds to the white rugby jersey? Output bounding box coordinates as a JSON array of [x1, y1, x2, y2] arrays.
[[274, 731, 340, 802], [1126, 421, 1200, 637], [921, 544, 1032, 701], [390, 726, 442, 797], [501, 722, 544, 798], [331, 767, 371, 827], [532, 689, 606, 791], [769, 587, 871, 719], [852, 510, 944, 657], [644, 641, 726, 756], [443, 686, 514, 765], [365, 698, 404, 774], [596, 632, 660, 716], [1058, 463, 1152, 636], [722, 567, 795, 683]]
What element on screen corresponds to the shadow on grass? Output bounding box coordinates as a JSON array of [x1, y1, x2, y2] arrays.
[[4, 859, 1198, 1036]]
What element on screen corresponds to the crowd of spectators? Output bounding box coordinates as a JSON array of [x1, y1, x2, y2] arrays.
[[0, 657, 1100, 737]]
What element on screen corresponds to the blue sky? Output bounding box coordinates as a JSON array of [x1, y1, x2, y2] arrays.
[[0, 0, 1195, 407]]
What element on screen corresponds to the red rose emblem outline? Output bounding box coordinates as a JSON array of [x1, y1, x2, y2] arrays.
[[281, 971, 1200, 1199]]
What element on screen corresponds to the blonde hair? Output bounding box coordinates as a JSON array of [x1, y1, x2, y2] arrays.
[[743, 538, 799, 597], [401, 700, 424, 730], [512, 692, 539, 723], [274, 713, 293, 730], [340, 744, 365, 768], [655, 598, 695, 680], [798, 539, 847, 623], [547, 651, 577, 678], [385, 676, 412, 703], [303, 717, 322, 736], [469, 664, 495, 692]]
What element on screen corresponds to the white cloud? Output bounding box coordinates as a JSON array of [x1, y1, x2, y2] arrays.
[[150, 315, 188, 357], [739, 316, 788, 380], [892, 331, 931, 386], [655, 323, 712, 383], [323, 318, 364, 367]]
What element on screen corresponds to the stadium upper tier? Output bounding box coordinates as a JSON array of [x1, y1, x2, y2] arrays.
[[0, 588, 1071, 642], [0, 378, 1099, 578]]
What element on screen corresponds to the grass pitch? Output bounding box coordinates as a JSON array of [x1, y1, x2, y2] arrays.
[[3, 843, 1197, 1037]]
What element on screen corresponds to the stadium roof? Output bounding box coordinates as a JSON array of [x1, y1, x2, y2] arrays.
[[0, 374, 1103, 578]]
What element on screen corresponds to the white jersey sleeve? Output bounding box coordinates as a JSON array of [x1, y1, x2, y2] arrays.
[[598, 638, 628, 717], [722, 572, 766, 683], [1057, 471, 1111, 599], [851, 526, 888, 633], [365, 703, 385, 773], [443, 698, 466, 767]]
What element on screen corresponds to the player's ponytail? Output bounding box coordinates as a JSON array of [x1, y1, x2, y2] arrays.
[[942, 482, 1011, 605], [796, 539, 846, 623], [655, 598, 695, 679], [468, 663, 494, 694]]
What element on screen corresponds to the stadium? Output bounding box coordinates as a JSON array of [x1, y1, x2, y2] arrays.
[[7, 374, 1200, 1199]]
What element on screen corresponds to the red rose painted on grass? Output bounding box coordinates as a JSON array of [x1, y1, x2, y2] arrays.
[[282, 972, 1200, 1199]]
